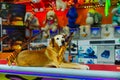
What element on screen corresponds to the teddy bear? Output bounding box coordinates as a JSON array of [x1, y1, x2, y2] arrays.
[[56, 0, 67, 11], [31, 0, 45, 12], [41, 10, 58, 38], [111, 6, 120, 27]]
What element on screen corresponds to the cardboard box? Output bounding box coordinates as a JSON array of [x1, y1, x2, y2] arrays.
[[101, 24, 114, 39], [90, 27, 101, 39], [114, 26, 120, 38], [80, 25, 90, 40]]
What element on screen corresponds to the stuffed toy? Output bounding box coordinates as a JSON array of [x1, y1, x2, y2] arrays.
[[62, 25, 70, 36], [41, 10, 58, 38], [86, 10, 102, 26], [24, 12, 40, 29], [56, 0, 67, 11], [112, 6, 120, 26], [31, 0, 45, 12], [98, 0, 106, 6], [67, 6, 79, 28]]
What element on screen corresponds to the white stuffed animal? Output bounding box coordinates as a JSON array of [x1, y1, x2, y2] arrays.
[[41, 10, 58, 38], [24, 12, 40, 29], [56, 0, 67, 11]]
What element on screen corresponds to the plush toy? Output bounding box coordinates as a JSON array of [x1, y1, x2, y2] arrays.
[[24, 12, 40, 29], [31, 0, 45, 12], [62, 25, 70, 36], [99, 0, 106, 6], [41, 10, 58, 38], [67, 6, 79, 28], [86, 10, 102, 26], [112, 6, 120, 26], [56, 0, 67, 11]]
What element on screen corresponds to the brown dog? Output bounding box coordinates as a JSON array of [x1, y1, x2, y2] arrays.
[[14, 34, 89, 69]]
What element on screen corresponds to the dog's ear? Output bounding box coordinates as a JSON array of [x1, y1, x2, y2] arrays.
[[49, 38, 55, 47], [61, 33, 67, 38]]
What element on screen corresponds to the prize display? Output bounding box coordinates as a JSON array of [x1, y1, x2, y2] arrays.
[[0, 0, 120, 79]]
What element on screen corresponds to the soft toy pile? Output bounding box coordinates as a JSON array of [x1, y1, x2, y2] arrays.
[[67, 6, 79, 28], [112, 6, 120, 27]]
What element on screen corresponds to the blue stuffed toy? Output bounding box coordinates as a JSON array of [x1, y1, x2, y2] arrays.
[[66, 6, 79, 28]]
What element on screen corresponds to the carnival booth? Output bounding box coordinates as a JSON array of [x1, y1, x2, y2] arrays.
[[0, 0, 120, 80]]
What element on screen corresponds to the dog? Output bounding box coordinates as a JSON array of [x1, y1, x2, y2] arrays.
[[41, 10, 58, 38], [9, 34, 89, 69]]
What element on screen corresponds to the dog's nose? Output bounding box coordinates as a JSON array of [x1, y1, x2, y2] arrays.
[[62, 40, 65, 45]]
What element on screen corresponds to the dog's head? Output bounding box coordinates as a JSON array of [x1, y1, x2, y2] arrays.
[[49, 34, 67, 48], [46, 10, 56, 20]]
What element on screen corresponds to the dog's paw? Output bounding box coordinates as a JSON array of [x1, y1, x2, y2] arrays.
[[80, 65, 89, 70]]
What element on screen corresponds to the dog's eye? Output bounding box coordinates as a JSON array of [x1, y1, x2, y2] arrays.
[[56, 38, 59, 40]]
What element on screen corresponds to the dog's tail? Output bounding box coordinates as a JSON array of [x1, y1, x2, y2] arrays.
[[6, 32, 41, 66], [58, 32, 74, 64]]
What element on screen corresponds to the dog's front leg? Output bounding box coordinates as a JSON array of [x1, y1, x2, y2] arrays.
[[60, 62, 89, 70], [45, 48, 60, 68]]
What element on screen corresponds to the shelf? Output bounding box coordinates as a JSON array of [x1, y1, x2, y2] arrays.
[[0, 64, 120, 79], [2, 25, 26, 29], [78, 38, 120, 45]]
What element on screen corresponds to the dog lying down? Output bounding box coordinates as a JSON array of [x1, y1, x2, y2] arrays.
[[15, 34, 89, 70]]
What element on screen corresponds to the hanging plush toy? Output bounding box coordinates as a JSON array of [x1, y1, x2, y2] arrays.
[[67, 6, 79, 28], [24, 12, 40, 29], [112, 6, 120, 26], [111, 0, 120, 26], [41, 10, 58, 38], [56, 0, 67, 11], [31, 0, 45, 12], [98, 0, 106, 6], [86, 9, 102, 26]]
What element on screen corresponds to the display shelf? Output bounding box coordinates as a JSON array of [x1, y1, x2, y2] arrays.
[[0, 64, 120, 79], [78, 38, 120, 45]]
